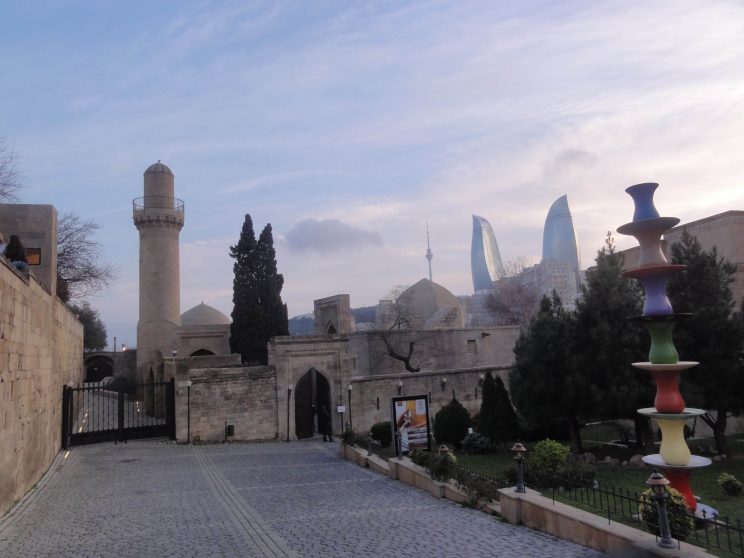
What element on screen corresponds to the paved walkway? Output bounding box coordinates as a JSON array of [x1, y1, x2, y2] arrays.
[[0, 441, 608, 557]]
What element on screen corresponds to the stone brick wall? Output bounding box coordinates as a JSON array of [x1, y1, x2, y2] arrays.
[[349, 327, 519, 376], [173, 365, 278, 443], [348, 365, 512, 433], [0, 259, 83, 515]]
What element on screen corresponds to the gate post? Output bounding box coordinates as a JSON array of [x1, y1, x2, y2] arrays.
[[167, 378, 176, 440], [61, 385, 71, 450], [117, 388, 125, 444]]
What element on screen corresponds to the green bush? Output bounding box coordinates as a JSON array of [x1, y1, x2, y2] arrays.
[[434, 398, 470, 449], [370, 421, 392, 448], [408, 449, 430, 467], [461, 432, 491, 454], [717, 472, 744, 496], [428, 451, 456, 481], [525, 439, 595, 488], [639, 487, 694, 541], [531, 439, 570, 472]]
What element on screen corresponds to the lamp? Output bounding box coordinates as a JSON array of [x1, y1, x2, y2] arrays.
[[511, 442, 527, 493], [347, 384, 353, 432], [440, 377, 447, 391], [478, 373, 485, 387], [286, 384, 293, 442], [122, 344, 127, 352], [646, 468, 674, 548], [397, 380, 403, 394]]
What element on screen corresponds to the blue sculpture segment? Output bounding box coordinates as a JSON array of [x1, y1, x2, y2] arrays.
[[471, 215, 505, 292]]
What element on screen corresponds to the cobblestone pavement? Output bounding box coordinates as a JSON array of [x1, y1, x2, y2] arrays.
[[0, 440, 609, 557]]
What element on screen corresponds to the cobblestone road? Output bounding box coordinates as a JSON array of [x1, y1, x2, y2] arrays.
[[0, 440, 608, 557]]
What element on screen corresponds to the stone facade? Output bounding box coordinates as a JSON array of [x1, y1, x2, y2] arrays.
[[0, 258, 83, 515], [349, 327, 520, 376], [269, 335, 352, 440], [169, 363, 277, 443], [620, 210, 744, 306], [0, 203, 58, 294], [349, 365, 512, 432], [314, 294, 355, 334]]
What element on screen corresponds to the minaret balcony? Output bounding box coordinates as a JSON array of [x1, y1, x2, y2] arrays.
[[133, 196, 185, 228]]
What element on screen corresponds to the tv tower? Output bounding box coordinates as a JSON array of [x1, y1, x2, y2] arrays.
[[425, 222, 434, 281]]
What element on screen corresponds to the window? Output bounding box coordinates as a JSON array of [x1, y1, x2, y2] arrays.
[[27, 248, 41, 265], [466, 339, 477, 354]]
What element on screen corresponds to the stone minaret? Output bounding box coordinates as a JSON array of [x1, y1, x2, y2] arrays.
[[133, 162, 184, 383]]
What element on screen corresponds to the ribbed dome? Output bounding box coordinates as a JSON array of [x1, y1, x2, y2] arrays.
[[144, 161, 174, 176], [181, 302, 230, 326]]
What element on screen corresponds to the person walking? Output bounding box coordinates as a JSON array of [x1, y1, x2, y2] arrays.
[[319, 405, 333, 442]]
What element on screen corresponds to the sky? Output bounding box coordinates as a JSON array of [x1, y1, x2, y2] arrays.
[[2, 1, 744, 350]]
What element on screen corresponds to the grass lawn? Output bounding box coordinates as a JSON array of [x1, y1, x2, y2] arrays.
[[453, 435, 744, 520]]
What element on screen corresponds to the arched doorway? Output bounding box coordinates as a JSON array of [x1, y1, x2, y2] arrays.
[[85, 355, 113, 383], [294, 368, 331, 439], [190, 348, 215, 356]]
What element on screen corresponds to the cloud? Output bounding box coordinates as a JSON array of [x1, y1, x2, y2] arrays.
[[284, 218, 382, 253]]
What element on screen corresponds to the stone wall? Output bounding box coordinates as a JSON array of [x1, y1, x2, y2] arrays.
[[0, 203, 58, 295], [0, 259, 83, 515], [349, 327, 519, 376], [349, 365, 512, 433], [171, 365, 278, 443]]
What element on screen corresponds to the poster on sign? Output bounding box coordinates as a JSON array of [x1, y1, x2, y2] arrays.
[[391, 395, 431, 456]]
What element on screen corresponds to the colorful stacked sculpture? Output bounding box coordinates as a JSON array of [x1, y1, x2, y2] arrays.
[[617, 183, 711, 510]]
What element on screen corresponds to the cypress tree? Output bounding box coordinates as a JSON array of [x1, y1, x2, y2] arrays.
[[477, 372, 519, 449], [230, 215, 288, 364]]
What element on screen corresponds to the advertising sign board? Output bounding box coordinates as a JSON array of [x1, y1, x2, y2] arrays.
[[391, 395, 431, 456]]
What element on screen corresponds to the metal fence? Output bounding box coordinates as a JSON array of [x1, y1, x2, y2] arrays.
[[545, 477, 744, 557], [395, 448, 744, 557], [62, 380, 175, 448]]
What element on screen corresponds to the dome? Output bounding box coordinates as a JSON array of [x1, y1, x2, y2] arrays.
[[395, 279, 464, 329], [144, 161, 174, 176], [180, 302, 230, 326]]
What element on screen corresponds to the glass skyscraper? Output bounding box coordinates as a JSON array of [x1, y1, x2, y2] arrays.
[[471, 215, 505, 292], [542, 194, 581, 283]]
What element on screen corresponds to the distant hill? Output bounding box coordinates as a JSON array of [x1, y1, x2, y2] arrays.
[[287, 305, 377, 335]]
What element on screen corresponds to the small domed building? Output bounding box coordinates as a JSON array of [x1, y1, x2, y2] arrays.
[[177, 302, 231, 357]]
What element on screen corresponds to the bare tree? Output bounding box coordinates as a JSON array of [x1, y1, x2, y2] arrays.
[[375, 285, 444, 373], [487, 257, 541, 326], [57, 212, 116, 301], [0, 140, 22, 201]]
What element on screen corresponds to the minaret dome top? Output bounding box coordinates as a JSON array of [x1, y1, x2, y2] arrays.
[[144, 161, 174, 176]]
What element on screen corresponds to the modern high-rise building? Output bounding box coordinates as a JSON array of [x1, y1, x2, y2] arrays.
[[542, 194, 581, 288], [471, 215, 505, 292]]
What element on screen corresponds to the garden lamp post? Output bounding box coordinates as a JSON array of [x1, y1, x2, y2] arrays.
[[347, 384, 353, 432], [511, 442, 527, 493], [286, 384, 293, 442], [397, 380, 403, 395], [646, 468, 674, 549]]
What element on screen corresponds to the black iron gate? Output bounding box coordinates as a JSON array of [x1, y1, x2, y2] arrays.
[[62, 379, 175, 448]]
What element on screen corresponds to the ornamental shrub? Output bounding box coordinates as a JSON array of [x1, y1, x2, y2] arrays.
[[370, 421, 392, 448], [531, 439, 570, 473], [717, 472, 744, 496], [526, 439, 595, 488], [434, 398, 470, 449], [639, 487, 694, 541]]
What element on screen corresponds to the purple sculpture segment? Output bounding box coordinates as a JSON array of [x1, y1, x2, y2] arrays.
[[617, 182, 710, 511]]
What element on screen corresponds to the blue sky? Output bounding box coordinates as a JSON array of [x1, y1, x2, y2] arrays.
[[2, 1, 744, 349]]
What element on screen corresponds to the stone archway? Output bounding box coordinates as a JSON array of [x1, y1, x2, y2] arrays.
[[294, 368, 331, 439], [84, 355, 114, 383]]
